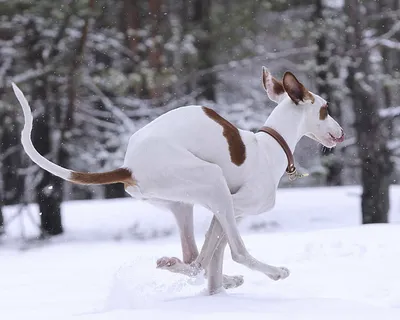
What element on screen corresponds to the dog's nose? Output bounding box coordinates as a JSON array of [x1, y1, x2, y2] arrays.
[[338, 129, 345, 142]]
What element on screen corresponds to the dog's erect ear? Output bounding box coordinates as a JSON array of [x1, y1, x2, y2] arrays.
[[262, 66, 286, 103], [282, 71, 314, 105]]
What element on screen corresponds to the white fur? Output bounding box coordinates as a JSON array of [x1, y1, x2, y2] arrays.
[[123, 71, 343, 294], [12, 68, 344, 295], [12, 82, 72, 181]]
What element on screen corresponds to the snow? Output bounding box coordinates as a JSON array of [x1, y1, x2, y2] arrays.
[[2, 186, 400, 319]]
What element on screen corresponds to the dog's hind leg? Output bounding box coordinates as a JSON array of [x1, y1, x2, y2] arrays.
[[155, 201, 198, 265], [173, 203, 198, 264]]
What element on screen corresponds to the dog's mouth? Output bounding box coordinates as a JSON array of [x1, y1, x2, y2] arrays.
[[307, 131, 344, 148], [329, 132, 345, 143]]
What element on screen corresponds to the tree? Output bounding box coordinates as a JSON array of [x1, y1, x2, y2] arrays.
[[4, 0, 95, 236], [345, 0, 393, 224], [314, 0, 343, 186], [193, 0, 216, 101], [0, 208, 3, 235]]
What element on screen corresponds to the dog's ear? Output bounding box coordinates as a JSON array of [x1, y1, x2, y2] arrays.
[[262, 66, 286, 103], [282, 72, 314, 105]]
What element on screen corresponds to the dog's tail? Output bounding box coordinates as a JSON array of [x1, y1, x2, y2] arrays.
[[11, 82, 135, 187]]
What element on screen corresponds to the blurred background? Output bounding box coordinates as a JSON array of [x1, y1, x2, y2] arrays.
[[0, 0, 400, 242]]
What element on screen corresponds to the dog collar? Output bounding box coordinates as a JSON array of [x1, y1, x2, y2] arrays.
[[257, 126, 308, 181]]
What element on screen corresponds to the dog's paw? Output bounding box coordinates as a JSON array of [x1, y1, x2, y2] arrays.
[[156, 256, 182, 269], [156, 256, 201, 277], [267, 266, 290, 281], [223, 274, 244, 289]]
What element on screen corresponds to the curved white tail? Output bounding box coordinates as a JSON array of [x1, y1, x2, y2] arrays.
[[11, 82, 134, 186]]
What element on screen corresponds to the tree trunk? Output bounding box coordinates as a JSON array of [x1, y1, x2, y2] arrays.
[[315, 0, 342, 186], [123, 0, 141, 54], [105, 184, 126, 199], [33, 85, 64, 236], [148, 0, 163, 99], [24, 18, 64, 236], [0, 206, 3, 235], [345, 0, 393, 224], [1, 128, 25, 204], [379, 0, 396, 139], [193, 0, 216, 101], [148, 0, 162, 71]]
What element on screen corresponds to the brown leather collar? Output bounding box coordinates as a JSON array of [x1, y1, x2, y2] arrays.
[[257, 126, 296, 176]]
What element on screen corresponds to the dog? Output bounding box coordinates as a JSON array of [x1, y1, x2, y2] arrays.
[[12, 67, 344, 295]]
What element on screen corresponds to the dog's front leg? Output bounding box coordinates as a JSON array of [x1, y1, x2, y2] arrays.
[[157, 215, 244, 292], [205, 220, 244, 294]]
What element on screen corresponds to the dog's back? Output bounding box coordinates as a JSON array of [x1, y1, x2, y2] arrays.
[[123, 105, 257, 193]]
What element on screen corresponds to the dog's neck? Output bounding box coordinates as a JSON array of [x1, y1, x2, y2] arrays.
[[255, 99, 305, 184]]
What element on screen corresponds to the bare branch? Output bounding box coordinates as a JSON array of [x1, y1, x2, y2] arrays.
[[45, 0, 77, 61], [0, 145, 20, 162], [0, 57, 13, 87]]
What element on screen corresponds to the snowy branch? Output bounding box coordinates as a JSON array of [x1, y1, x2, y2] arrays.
[[75, 113, 119, 131], [367, 9, 400, 22], [83, 75, 136, 132], [365, 21, 400, 51], [379, 106, 400, 119], [88, 34, 136, 60], [173, 46, 317, 89], [7, 66, 55, 87], [388, 139, 400, 151], [373, 39, 400, 51]]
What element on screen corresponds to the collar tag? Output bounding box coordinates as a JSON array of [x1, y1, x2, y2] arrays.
[[287, 170, 309, 181]]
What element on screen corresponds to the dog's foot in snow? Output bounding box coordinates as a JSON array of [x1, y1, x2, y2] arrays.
[[266, 266, 290, 281], [156, 256, 182, 269], [156, 256, 201, 277], [222, 274, 244, 289]]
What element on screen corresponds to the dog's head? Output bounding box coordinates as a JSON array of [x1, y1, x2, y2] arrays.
[[261, 67, 344, 148]]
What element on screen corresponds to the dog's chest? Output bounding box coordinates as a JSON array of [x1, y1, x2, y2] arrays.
[[232, 176, 277, 217]]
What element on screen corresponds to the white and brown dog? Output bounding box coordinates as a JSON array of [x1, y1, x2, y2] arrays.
[[12, 67, 344, 295]]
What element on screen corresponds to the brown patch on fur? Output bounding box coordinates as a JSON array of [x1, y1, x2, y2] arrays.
[[283, 72, 315, 105], [272, 77, 285, 96], [70, 168, 136, 187], [319, 104, 328, 120], [202, 106, 246, 166], [305, 91, 315, 104], [262, 68, 285, 96]]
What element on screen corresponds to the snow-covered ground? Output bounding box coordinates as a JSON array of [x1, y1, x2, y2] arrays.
[[1, 186, 400, 319]]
